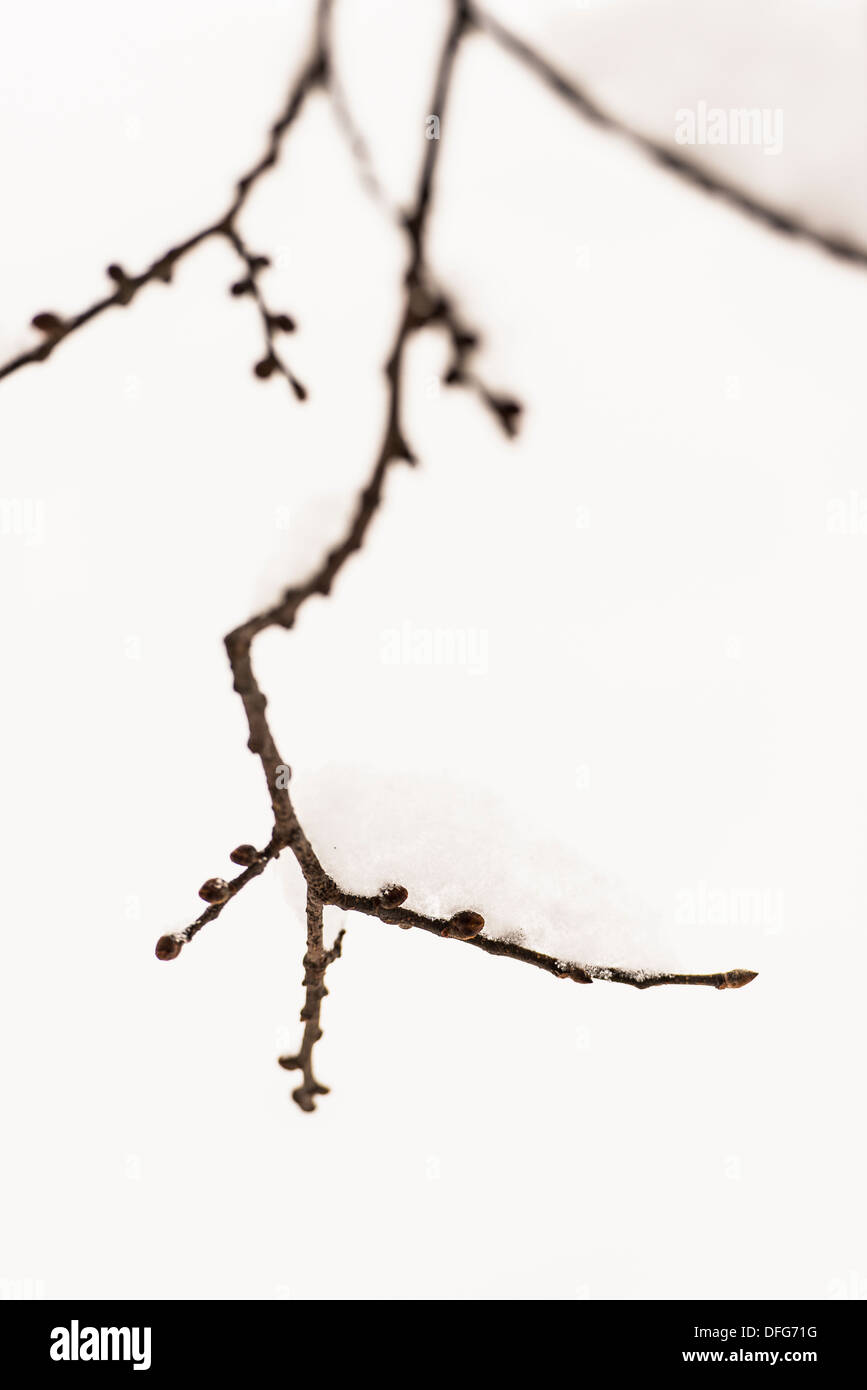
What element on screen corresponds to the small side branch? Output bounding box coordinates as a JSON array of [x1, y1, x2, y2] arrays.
[[277, 891, 343, 1111], [221, 224, 307, 398], [154, 837, 283, 958]]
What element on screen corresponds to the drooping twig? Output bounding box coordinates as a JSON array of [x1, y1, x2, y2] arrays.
[[2, 0, 786, 1110], [277, 891, 345, 1111]]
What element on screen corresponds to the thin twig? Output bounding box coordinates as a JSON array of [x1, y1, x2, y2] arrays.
[[154, 838, 283, 959], [221, 225, 307, 399], [277, 891, 343, 1111]]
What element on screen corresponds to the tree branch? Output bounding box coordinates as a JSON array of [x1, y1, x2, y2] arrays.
[[2, 0, 775, 1111]]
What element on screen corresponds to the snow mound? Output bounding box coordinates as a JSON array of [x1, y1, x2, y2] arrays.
[[293, 763, 677, 969]]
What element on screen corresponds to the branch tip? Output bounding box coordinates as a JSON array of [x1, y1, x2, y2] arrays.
[[718, 969, 759, 990]]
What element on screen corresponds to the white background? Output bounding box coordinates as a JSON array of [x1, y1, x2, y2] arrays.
[[1, 0, 866, 1299]]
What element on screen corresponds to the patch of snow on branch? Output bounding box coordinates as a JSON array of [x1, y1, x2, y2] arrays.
[[293, 763, 683, 970]]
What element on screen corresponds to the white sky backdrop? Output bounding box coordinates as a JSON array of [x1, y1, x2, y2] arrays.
[[1, 0, 866, 1299]]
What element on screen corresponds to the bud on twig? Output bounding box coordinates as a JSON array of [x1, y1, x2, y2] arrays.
[[717, 969, 759, 990], [155, 935, 183, 961], [198, 877, 230, 905], [378, 883, 408, 907], [554, 960, 593, 983], [106, 264, 135, 303], [254, 354, 278, 379], [442, 909, 485, 939], [230, 844, 261, 867], [31, 312, 64, 337]]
